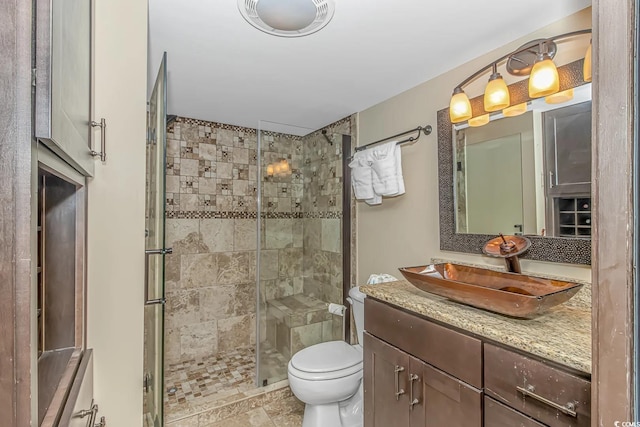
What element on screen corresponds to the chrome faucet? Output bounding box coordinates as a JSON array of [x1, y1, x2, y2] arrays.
[[482, 233, 531, 274]]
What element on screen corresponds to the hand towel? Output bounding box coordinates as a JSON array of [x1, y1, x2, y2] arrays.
[[366, 273, 399, 284], [349, 151, 382, 205], [370, 141, 405, 197]]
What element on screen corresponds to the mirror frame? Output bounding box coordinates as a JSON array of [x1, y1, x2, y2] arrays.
[[437, 59, 591, 265]]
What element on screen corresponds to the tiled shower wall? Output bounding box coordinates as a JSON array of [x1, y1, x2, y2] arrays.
[[164, 116, 355, 364]]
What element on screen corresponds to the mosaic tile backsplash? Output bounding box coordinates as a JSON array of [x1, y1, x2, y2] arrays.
[[165, 116, 354, 365]]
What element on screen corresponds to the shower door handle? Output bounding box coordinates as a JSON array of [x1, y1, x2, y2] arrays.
[[144, 247, 172, 305]]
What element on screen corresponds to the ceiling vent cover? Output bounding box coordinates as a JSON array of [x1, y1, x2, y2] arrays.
[[238, 0, 335, 37]]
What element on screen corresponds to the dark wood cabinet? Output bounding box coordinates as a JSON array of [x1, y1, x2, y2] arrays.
[[364, 332, 482, 427], [363, 298, 591, 427], [363, 332, 410, 427]]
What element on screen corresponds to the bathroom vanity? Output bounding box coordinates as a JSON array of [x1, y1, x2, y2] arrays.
[[361, 280, 591, 427]]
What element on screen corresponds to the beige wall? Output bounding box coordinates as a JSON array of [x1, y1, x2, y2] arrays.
[[357, 8, 592, 283], [87, 0, 148, 425]]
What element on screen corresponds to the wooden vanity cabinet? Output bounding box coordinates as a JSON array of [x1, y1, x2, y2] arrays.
[[363, 299, 483, 427], [363, 298, 591, 427]]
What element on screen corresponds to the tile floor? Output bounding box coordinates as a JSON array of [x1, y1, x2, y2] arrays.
[[165, 345, 304, 426]]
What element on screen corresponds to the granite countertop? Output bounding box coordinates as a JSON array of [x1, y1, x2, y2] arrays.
[[360, 280, 591, 374]]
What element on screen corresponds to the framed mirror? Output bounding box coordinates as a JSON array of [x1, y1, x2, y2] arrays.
[[438, 59, 591, 265]]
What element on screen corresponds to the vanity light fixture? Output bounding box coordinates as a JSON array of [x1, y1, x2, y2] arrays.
[[448, 29, 592, 124], [468, 114, 490, 127], [502, 102, 528, 117], [266, 158, 292, 177], [449, 87, 473, 123], [545, 88, 574, 104], [484, 64, 510, 112], [528, 44, 560, 98]]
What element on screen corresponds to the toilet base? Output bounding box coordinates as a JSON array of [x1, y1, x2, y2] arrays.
[[302, 403, 341, 427], [301, 385, 363, 427]]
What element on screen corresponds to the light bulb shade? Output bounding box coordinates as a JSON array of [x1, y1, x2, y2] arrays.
[[583, 42, 592, 82], [484, 76, 510, 112], [529, 57, 559, 98], [449, 90, 472, 123], [545, 88, 574, 104], [468, 114, 490, 127], [266, 164, 274, 176], [502, 102, 528, 117]]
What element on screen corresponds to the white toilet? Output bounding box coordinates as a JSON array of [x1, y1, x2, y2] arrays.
[[287, 287, 366, 427]]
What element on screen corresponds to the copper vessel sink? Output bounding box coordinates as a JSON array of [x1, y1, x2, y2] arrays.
[[398, 263, 583, 318]]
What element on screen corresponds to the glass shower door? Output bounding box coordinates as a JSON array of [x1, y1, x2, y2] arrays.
[[143, 52, 169, 427]]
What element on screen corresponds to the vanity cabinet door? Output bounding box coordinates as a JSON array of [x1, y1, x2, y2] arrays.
[[418, 361, 482, 427], [364, 332, 410, 427]]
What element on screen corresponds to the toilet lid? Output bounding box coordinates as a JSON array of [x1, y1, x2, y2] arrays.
[[290, 341, 362, 373]]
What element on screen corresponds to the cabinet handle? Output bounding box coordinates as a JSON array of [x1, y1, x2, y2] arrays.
[[516, 385, 577, 417], [549, 171, 555, 188], [394, 365, 405, 400], [409, 373, 420, 408], [90, 119, 107, 162]]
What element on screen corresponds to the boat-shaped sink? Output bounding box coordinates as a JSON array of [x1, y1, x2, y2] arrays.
[[398, 263, 583, 318]]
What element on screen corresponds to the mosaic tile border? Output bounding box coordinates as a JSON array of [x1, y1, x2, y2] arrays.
[[436, 60, 591, 265], [166, 210, 343, 219], [171, 115, 353, 139]]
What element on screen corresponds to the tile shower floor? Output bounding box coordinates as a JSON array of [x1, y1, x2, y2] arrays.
[[165, 345, 298, 426]]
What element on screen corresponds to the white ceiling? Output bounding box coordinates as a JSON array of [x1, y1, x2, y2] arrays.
[[149, 0, 591, 135]]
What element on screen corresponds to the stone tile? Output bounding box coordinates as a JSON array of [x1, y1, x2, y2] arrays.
[[265, 219, 293, 249], [179, 321, 217, 359], [217, 251, 253, 285], [278, 248, 303, 278], [166, 219, 200, 249], [268, 413, 303, 427], [166, 175, 181, 194], [181, 254, 217, 289], [199, 143, 217, 161], [165, 327, 181, 365], [233, 179, 248, 196], [292, 220, 303, 248], [302, 218, 320, 250], [166, 415, 199, 427], [180, 158, 199, 177], [217, 162, 233, 179], [166, 289, 200, 328], [218, 315, 253, 352], [201, 219, 234, 253], [291, 322, 323, 356], [199, 177, 217, 195], [180, 193, 199, 211], [200, 283, 255, 321], [257, 252, 278, 285], [233, 148, 249, 165], [263, 396, 305, 420], [167, 138, 181, 157], [235, 219, 257, 251], [321, 218, 341, 253]]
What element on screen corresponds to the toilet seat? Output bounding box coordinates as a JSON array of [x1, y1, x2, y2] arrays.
[[289, 341, 363, 381]]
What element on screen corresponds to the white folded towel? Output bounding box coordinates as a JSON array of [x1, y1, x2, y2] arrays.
[[370, 141, 405, 197], [366, 273, 399, 284], [349, 151, 381, 205]]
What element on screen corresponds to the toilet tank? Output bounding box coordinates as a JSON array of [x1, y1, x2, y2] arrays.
[[348, 287, 366, 344]]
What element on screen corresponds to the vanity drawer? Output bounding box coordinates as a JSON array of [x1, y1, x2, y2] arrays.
[[364, 298, 482, 388], [484, 343, 590, 427], [484, 396, 546, 427]]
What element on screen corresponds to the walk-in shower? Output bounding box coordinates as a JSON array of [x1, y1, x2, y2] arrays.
[[162, 116, 354, 424]]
